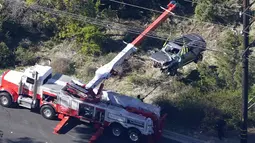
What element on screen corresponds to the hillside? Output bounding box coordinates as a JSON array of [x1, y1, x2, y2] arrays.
[[1, 0, 255, 140]]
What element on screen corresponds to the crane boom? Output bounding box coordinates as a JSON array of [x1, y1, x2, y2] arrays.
[[86, 1, 177, 89]]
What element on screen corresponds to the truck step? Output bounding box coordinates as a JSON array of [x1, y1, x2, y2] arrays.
[[17, 95, 32, 109]]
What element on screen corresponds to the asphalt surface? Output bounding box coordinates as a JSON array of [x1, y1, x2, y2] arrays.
[[0, 106, 180, 143]]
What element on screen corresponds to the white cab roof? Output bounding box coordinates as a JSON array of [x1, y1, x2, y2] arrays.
[[24, 64, 52, 81]]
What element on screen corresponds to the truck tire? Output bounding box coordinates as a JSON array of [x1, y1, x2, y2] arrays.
[[40, 105, 56, 120], [110, 123, 124, 137], [128, 128, 141, 142], [0, 92, 12, 107]]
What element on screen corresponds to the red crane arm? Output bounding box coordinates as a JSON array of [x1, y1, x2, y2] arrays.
[[131, 2, 176, 46], [86, 1, 177, 89]]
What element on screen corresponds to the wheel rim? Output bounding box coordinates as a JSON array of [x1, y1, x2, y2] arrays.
[[1, 96, 8, 105], [130, 132, 139, 142], [112, 128, 121, 136], [43, 109, 52, 118]]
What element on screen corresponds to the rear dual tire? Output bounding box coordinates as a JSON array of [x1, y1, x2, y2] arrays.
[[111, 123, 141, 142], [128, 128, 141, 142]]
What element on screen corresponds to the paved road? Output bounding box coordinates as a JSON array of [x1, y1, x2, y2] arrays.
[[0, 106, 179, 143]]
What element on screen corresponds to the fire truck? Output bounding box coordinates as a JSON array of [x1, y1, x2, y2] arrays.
[[0, 1, 177, 143]]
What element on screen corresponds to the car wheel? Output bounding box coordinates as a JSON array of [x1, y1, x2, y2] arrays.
[[111, 123, 124, 137], [128, 128, 141, 142], [40, 105, 56, 120], [0, 92, 12, 107]]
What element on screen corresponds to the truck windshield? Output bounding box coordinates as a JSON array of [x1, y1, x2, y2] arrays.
[[43, 74, 52, 84]]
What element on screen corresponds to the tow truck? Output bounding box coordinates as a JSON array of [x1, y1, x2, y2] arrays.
[[0, 1, 177, 143]]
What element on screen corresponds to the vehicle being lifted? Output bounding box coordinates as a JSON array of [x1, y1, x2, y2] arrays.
[[150, 33, 206, 76]]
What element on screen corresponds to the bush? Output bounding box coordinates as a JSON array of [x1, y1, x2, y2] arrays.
[[195, 1, 214, 22], [194, 0, 239, 23], [58, 23, 105, 56], [15, 46, 37, 66], [51, 58, 75, 75], [154, 88, 248, 131], [0, 42, 14, 68]]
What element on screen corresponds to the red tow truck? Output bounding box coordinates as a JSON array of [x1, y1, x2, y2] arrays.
[[0, 1, 177, 143]]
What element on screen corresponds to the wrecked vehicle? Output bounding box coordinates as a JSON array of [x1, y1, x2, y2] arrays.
[[150, 33, 206, 76]]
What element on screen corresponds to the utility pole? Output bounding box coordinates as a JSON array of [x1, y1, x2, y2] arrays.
[[241, 0, 250, 142]]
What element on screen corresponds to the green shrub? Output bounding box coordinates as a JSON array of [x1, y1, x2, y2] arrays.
[[154, 88, 248, 131], [194, 0, 239, 23], [195, 1, 214, 22], [15, 46, 37, 66], [58, 23, 105, 56], [0, 42, 14, 68]]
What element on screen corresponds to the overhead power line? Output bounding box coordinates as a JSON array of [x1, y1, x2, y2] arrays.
[[109, 0, 231, 29], [4, 0, 249, 55], [30, 4, 228, 53]]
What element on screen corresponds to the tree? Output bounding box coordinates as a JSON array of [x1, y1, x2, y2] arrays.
[[215, 30, 242, 89], [31, 0, 107, 56], [194, 0, 239, 23]]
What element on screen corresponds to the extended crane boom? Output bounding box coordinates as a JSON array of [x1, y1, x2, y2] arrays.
[[86, 1, 177, 89]]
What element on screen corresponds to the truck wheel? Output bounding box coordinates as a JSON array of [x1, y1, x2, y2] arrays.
[[111, 123, 123, 137], [128, 128, 141, 142], [40, 105, 56, 120], [0, 92, 12, 107]]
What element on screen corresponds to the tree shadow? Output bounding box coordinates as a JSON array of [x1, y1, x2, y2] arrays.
[[2, 137, 44, 143], [179, 69, 201, 85], [101, 38, 126, 53], [1, 21, 52, 50], [122, 33, 164, 52], [153, 95, 224, 132]]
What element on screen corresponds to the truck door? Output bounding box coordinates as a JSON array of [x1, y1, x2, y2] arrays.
[[22, 76, 34, 96]]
